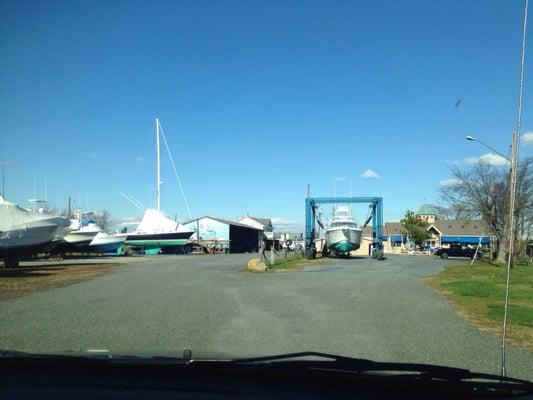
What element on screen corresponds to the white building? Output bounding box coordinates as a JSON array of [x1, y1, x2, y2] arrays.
[[236, 215, 274, 239]]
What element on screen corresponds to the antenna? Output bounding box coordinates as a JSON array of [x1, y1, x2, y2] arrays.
[[33, 171, 36, 211], [156, 118, 161, 212], [1, 160, 5, 198]]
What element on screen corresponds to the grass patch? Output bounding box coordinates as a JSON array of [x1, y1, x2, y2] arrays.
[[441, 280, 504, 298], [0, 263, 119, 300], [425, 260, 533, 352], [267, 255, 331, 272], [487, 304, 533, 327]]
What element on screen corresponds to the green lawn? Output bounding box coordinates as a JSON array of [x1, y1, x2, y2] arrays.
[[426, 261, 533, 351], [267, 254, 330, 272]]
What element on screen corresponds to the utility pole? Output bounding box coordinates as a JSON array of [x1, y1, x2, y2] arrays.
[[1, 160, 5, 198], [502, 0, 528, 378]]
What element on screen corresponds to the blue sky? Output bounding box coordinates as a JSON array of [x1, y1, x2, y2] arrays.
[[1, 0, 532, 229]]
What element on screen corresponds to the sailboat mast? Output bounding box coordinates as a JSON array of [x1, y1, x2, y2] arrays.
[[156, 118, 161, 212]]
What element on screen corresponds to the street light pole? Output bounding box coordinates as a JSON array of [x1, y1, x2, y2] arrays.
[[502, 0, 528, 378], [464, 136, 511, 162]]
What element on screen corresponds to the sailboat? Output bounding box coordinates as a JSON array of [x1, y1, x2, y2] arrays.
[[325, 205, 362, 255], [124, 118, 194, 252]]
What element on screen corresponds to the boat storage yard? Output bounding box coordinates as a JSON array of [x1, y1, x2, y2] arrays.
[[0, 118, 497, 267]]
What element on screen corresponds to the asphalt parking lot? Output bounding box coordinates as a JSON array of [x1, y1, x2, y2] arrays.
[[0, 253, 532, 380]]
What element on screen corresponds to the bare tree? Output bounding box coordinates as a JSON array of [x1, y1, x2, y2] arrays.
[[94, 209, 113, 232], [439, 157, 532, 262], [432, 204, 473, 220]]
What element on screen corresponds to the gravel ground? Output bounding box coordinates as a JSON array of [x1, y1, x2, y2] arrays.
[[0, 253, 531, 380]]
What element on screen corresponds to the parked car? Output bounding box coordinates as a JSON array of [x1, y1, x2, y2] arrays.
[[434, 244, 482, 259]]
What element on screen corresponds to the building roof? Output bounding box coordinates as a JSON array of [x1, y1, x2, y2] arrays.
[[432, 220, 492, 236], [383, 220, 493, 237], [183, 216, 263, 231], [254, 217, 273, 227], [384, 222, 404, 235], [417, 204, 437, 215], [362, 225, 373, 236], [238, 215, 272, 227]]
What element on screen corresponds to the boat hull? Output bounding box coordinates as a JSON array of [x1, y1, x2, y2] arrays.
[[89, 233, 127, 253], [0, 219, 69, 257], [325, 228, 362, 253], [125, 231, 194, 250], [63, 231, 99, 246]]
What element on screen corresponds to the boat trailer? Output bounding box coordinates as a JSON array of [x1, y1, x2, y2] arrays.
[[305, 196, 385, 260]]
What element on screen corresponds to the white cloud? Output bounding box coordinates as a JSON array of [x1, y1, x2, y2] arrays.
[[271, 217, 297, 225], [439, 178, 461, 187], [135, 156, 144, 163], [117, 217, 141, 227], [360, 169, 379, 179], [271, 217, 303, 232], [523, 131, 533, 146], [465, 153, 510, 166], [88, 151, 99, 159], [333, 176, 347, 181], [439, 159, 461, 165]]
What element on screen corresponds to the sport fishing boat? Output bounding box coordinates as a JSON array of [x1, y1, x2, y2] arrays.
[[124, 118, 194, 252], [88, 232, 128, 253], [63, 213, 102, 248], [325, 205, 362, 255], [0, 195, 71, 267]]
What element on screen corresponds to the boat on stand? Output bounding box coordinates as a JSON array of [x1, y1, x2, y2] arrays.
[[0, 195, 71, 268], [123, 118, 194, 253], [325, 205, 362, 256], [89, 232, 128, 253]]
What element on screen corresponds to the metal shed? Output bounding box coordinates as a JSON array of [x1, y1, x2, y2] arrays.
[[182, 216, 262, 253]]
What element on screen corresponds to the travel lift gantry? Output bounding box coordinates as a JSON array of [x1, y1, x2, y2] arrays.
[[305, 196, 385, 260]]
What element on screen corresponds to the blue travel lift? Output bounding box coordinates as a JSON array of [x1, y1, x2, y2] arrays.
[[305, 197, 385, 260]]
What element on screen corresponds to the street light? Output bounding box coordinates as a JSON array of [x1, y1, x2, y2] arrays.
[[465, 131, 517, 378], [465, 135, 511, 162]]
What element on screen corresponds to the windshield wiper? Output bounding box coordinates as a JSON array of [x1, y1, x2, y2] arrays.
[[229, 352, 533, 393], [0, 348, 194, 364], [2, 349, 531, 396]]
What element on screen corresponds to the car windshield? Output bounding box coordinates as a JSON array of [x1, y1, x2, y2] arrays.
[[1, 0, 532, 383]]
